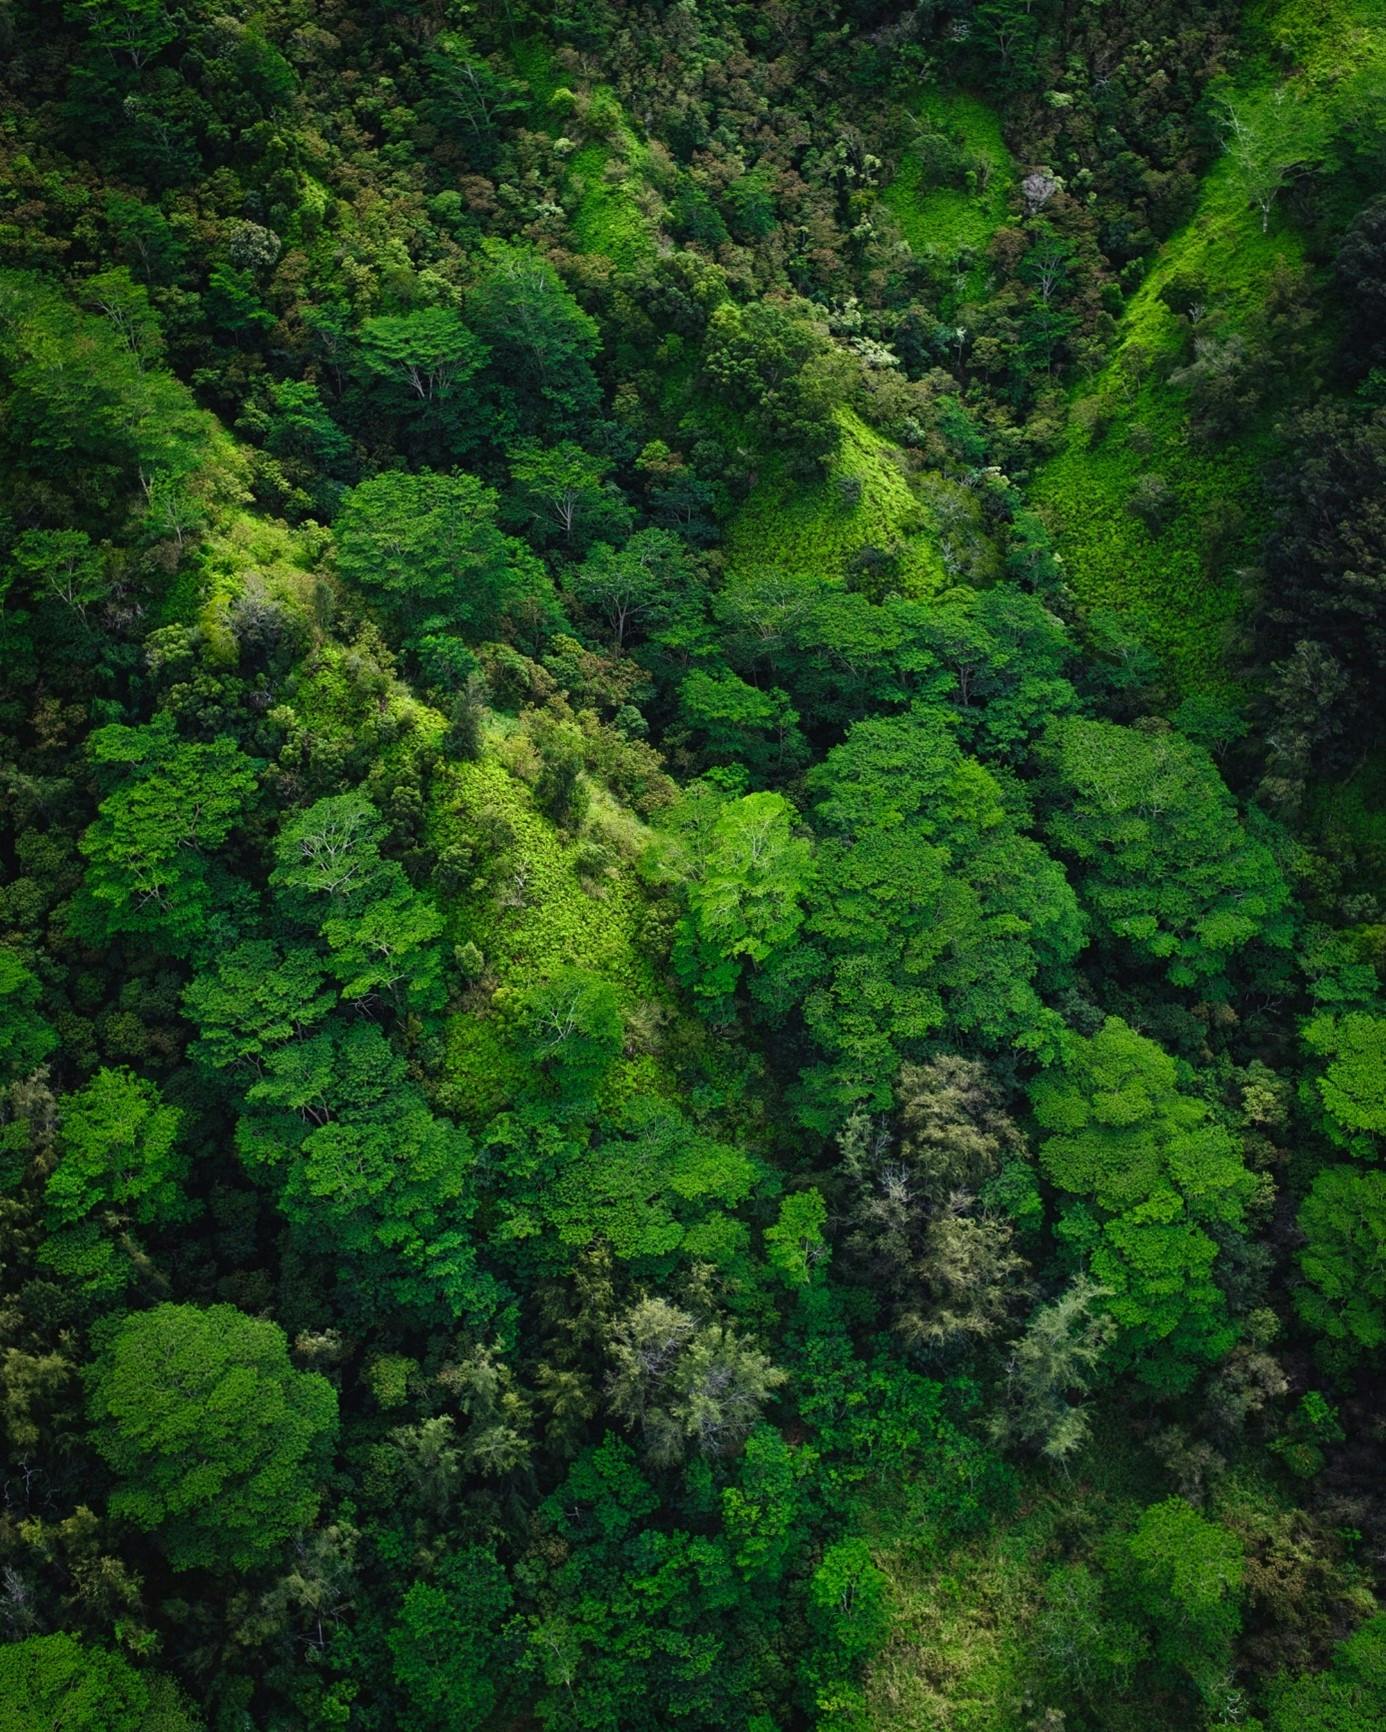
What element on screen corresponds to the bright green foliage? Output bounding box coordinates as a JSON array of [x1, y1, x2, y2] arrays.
[[1296, 1167, 1386, 1349], [808, 1538, 891, 1666], [764, 1189, 828, 1288], [271, 792, 446, 1010], [791, 708, 1081, 1118], [1301, 1010, 1386, 1157], [241, 1022, 487, 1318], [47, 1067, 185, 1228], [0, 949, 55, 1080], [0, 268, 239, 522], [182, 940, 335, 1071], [1121, 1499, 1244, 1694], [8, 527, 108, 622], [724, 407, 947, 597], [1032, 1017, 1254, 1386], [508, 440, 628, 550], [672, 790, 813, 1004], [1040, 717, 1292, 985], [703, 300, 841, 473], [678, 668, 806, 781], [270, 791, 386, 908], [880, 89, 1015, 291], [0, 1633, 197, 1732], [334, 468, 558, 646], [484, 1097, 755, 1267], [75, 720, 259, 954], [569, 528, 698, 649], [1267, 1613, 1386, 1732], [1034, 1562, 1147, 1701], [721, 1425, 813, 1579], [359, 308, 486, 406], [509, 967, 624, 1109], [912, 584, 1078, 761], [320, 870, 446, 1008], [87, 1303, 338, 1572], [388, 1546, 514, 1731]]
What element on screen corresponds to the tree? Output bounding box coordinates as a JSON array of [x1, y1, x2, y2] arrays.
[[671, 790, 814, 1005], [182, 940, 335, 1073], [1261, 404, 1386, 745], [270, 790, 386, 909], [424, 32, 528, 168], [0, 949, 56, 1081], [359, 308, 486, 406], [788, 709, 1080, 1120], [1267, 1613, 1386, 1732], [271, 792, 446, 1010], [508, 440, 629, 551], [1301, 1011, 1386, 1158], [8, 528, 109, 624], [605, 1297, 786, 1466], [1040, 717, 1292, 987], [764, 1189, 828, 1288], [1034, 1563, 1146, 1700], [842, 1059, 1032, 1356], [1031, 1017, 1255, 1389], [678, 668, 808, 782], [1120, 1498, 1244, 1694], [995, 1276, 1116, 1464], [87, 1303, 338, 1572], [47, 1067, 186, 1228], [702, 299, 841, 475], [510, 968, 624, 1109], [334, 468, 558, 647], [466, 243, 601, 438], [1219, 85, 1325, 233], [807, 1538, 891, 1667], [915, 584, 1077, 762], [1296, 1168, 1386, 1350], [570, 529, 698, 650], [319, 869, 446, 1010], [388, 1547, 515, 1731], [241, 1022, 489, 1319], [74, 719, 259, 955], [0, 1633, 198, 1732]]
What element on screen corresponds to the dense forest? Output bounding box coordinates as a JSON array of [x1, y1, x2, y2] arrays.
[[2, 0, 1385, 1727]]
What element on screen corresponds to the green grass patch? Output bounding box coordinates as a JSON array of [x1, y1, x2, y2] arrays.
[[724, 405, 952, 598], [566, 125, 658, 270], [434, 749, 667, 1120], [864, 1423, 1166, 1732], [879, 90, 1015, 307], [1032, 0, 1386, 696]]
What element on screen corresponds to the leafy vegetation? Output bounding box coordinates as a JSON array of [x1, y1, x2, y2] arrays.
[[1, 1, 1384, 1729]]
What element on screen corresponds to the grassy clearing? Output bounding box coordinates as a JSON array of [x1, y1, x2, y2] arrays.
[[863, 1421, 1159, 1732], [1032, 0, 1386, 695], [434, 749, 667, 1120], [879, 90, 1015, 307], [724, 406, 952, 598], [511, 40, 662, 269]]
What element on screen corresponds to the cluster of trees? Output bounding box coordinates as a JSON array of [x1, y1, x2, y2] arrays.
[[2, 2, 1385, 1731]]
